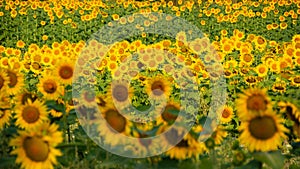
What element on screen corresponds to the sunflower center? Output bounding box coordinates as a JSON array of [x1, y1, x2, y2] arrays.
[[176, 139, 189, 148], [43, 80, 57, 94], [0, 76, 4, 89], [222, 109, 230, 118], [151, 81, 165, 96], [162, 105, 179, 123], [112, 84, 128, 102], [7, 70, 18, 87], [23, 137, 49, 162], [243, 54, 252, 62], [59, 66, 73, 79], [274, 85, 285, 91], [22, 106, 40, 123], [105, 109, 126, 133], [83, 91, 95, 102], [249, 116, 277, 140], [165, 128, 183, 145], [246, 94, 268, 112]]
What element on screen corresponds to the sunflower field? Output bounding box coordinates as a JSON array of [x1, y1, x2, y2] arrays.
[[1, 0, 300, 168]]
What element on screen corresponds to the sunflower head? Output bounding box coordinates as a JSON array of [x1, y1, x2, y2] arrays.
[[236, 88, 272, 120], [146, 75, 172, 100], [239, 110, 288, 152], [15, 100, 48, 129]]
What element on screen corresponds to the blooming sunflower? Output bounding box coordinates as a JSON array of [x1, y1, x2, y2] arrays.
[[15, 100, 49, 130], [97, 105, 131, 146], [272, 81, 286, 93], [211, 125, 228, 145], [55, 59, 75, 85], [10, 122, 63, 169], [255, 64, 269, 77], [156, 101, 180, 125], [37, 75, 63, 101], [239, 110, 288, 152], [290, 76, 300, 87], [145, 75, 172, 100], [218, 105, 234, 123], [107, 80, 133, 110], [236, 88, 272, 121], [6, 69, 24, 95], [159, 126, 207, 160]]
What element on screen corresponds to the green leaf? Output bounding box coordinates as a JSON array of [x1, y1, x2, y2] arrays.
[[252, 151, 284, 169], [235, 160, 261, 169]]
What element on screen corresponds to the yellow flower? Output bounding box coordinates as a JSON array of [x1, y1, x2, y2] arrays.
[[10, 122, 63, 169], [54, 59, 74, 85], [16, 40, 25, 48], [218, 105, 234, 123], [239, 110, 288, 152], [15, 100, 48, 130], [39, 35, 47, 42], [236, 88, 272, 121], [5, 69, 24, 95], [37, 75, 63, 101], [145, 75, 172, 101]]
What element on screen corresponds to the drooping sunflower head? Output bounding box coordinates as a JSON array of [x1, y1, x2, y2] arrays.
[[236, 88, 272, 121]]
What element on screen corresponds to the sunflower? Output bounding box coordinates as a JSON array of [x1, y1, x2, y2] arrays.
[[272, 81, 286, 93], [218, 105, 234, 123], [0, 68, 9, 93], [97, 105, 131, 146], [244, 76, 258, 86], [6, 69, 24, 95], [160, 127, 207, 160], [107, 80, 133, 110], [37, 75, 63, 101], [15, 100, 49, 130], [78, 89, 98, 108], [0, 108, 11, 130], [10, 122, 63, 169], [290, 76, 300, 87], [211, 125, 228, 145], [145, 75, 172, 100], [236, 88, 272, 121], [255, 64, 268, 77], [278, 101, 300, 125], [239, 110, 288, 152], [156, 101, 180, 125], [55, 59, 75, 85]]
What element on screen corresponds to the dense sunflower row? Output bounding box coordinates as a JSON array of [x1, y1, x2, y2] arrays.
[[1, 0, 300, 169], [0, 0, 299, 48]]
